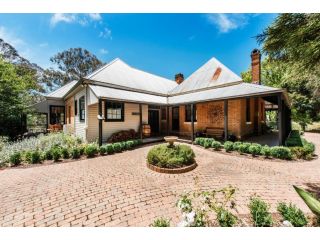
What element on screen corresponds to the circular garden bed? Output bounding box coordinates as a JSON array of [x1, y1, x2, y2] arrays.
[[146, 143, 197, 174]]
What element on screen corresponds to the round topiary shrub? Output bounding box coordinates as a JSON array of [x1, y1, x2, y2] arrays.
[[84, 143, 99, 157], [9, 152, 21, 166], [238, 142, 251, 154], [270, 146, 292, 160], [70, 147, 80, 159], [261, 145, 271, 158], [232, 141, 242, 151], [113, 142, 122, 153], [223, 141, 234, 152], [126, 140, 134, 150], [52, 147, 61, 162], [211, 141, 222, 151], [249, 143, 262, 156], [105, 144, 114, 154], [61, 147, 70, 159], [99, 145, 108, 155], [147, 144, 195, 169]]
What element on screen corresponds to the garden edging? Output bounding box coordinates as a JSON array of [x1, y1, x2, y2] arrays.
[[146, 162, 197, 174]]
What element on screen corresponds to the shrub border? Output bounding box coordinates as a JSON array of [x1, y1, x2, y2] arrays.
[[146, 162, 197, 174]]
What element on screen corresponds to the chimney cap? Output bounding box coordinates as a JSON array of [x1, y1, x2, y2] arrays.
[[251, 48, 261, 55], [175, 73, 184, 78], [175, 73, 184, 84]]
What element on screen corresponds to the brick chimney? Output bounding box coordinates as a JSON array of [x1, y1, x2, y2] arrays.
[[175, 73, 184, 84], [251, 49, 261, 84]]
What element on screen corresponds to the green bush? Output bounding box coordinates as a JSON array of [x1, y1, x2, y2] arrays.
[[9, 152, 21, 166], [249, 197, 273, 227], [211, 141, 222, 150], [233, 141, 242, 151], [79, 145, 85, 155], [40, 151, 46, 161], [302, 140, 315, 155], [290, 147, 308, 159], [24, 150, 32, 163], [61, 147, 69, 159], [113, 142, 122, 153], [147, 144, 195, 168], [195, 137, 205, 146], [285, 130, 303, 147], [52, 147, 61, 162], [238, 142, 251, 154], [277, 202, 308, 227], [105, 144, 114, 154], [137, 139, 143, 145], [224, 141, 234, 152], [150, 217, 170, 227], [270, 146, 292, 160], [45, 149, 53, 160], [249, 143, 262, 156], [216, 207, 237, 227], [126, 140, 134, 150], [70, 147, 80, 159], [99, 145, 107, 155], [84, 143, 99, 157], [25, 150, 41, 164], [120, 141, 127, 150], [261, 145, 271, 158]]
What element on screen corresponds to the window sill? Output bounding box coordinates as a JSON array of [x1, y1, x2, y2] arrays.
[[246, 122, 252, 125]]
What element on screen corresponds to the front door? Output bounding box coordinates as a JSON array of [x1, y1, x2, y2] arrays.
[[148, 110, 159, 136], [172, 107, 179, 131]]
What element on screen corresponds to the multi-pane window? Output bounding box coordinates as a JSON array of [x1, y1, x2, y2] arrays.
[[185, 104, 197, 122], [79, 96, 85, 122], [246, 98, 251, 122], [105, 101, 124, 122], [49, 106, 65, 125]]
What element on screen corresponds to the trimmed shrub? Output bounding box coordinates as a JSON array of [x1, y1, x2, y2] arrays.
[[151, 217, 170, 227], [61, 147, 69, 159], [40, 151, 46, 161], [25, 150, 41, 164], [70, 147, 80, 159], [249, 197, 273, 227], [79, 145, 86, 155], [195, 137, 205, 146], [238, 142, 251, 154], [45, 149, 53, 160], [290, 147, 308, 159], [9, 152, 21, 166], [277, 202, 308, 227], [302, 140, 315, 155], [233, 141, 242, 151], [52, 147, 61, 162], [285, 130, 303, 147], [216, 207, 237, 227], [24, 150, 32, 163], [270, 146, 292, 160], [211, 141, 222, 151], [120, 141, 127, 150], [126, 140, 134, 150], [147, 144, 195, 168], [261, 145, 271, 158], [99, 145, 108, 155], [224, 141, 234, 152], [113, 142, 122, 153], [84, 143, 99, 157], [105, 144, 114, 154], [248, 143, 262, 157], [107, 129, 138, 143]]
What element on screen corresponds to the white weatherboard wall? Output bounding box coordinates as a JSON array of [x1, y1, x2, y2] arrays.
[[87, 101, 148, 142], [74, 87, 87, 140]]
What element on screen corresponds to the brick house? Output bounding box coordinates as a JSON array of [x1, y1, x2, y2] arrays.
[[33, 49, 291, 145]]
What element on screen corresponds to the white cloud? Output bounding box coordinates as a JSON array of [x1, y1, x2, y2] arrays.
[[50, 13, 76, 27], [99, 48, 109, 55], [88, 13, 102, 21], [99, 27, 112, 39], [206, 14, 250, 33]]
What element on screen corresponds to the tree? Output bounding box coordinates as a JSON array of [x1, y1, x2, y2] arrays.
[[0, 58, 38, 138], [45, 48, 103, 87]]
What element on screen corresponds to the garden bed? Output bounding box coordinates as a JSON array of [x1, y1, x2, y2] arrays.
[[146, 162, 197, 174]]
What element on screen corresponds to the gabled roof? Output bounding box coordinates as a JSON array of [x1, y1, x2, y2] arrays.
[[46, 80, 78, 99], [86, 58, 177, 95], [169, 57, 242, 95]]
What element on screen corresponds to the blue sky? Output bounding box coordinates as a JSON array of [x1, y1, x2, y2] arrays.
[[0, 14, 277, 79]]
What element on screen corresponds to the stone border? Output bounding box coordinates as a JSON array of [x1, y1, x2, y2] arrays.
[[146, 162, 197, 174]]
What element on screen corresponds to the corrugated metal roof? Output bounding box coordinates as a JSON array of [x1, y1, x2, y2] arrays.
[[170, 57, 242, 95], [46, 80, 78, 98], [86, 58, 177, 95], [89, 85, 167, 105], [168, 82, 282, 105]]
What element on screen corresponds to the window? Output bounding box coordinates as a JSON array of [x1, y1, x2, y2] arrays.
[[79, 96, 85, 122], [185, 104, 197, 122], [246, 98, 251, 122], [74, 100, 77, 116], [105, 101, 124, 122], [49, 106, 65, 125], [161, 108, 166, 120]]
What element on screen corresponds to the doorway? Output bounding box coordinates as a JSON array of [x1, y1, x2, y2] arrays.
[[172, 107, 179, 131], [148, 110, 160, 136]]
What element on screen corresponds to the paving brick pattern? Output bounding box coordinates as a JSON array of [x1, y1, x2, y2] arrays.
[[0, 133, 319, 227]]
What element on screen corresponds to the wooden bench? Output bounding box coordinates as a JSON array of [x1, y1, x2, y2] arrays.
[[205, 127, 224, 139]]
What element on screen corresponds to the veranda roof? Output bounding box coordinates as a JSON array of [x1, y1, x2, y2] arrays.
[[46, 80, 78, 99]]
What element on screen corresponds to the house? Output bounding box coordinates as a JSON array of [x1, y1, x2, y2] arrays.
[[32, 49, 291, 145]]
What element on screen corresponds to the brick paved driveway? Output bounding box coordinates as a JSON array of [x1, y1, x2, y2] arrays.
[[0, 133, 319, 227]]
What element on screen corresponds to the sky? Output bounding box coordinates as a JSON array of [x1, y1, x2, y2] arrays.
[[0, 13, 277, 80]]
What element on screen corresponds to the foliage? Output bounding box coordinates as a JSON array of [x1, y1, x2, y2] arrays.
[[294, 185, 320, 217], [249, 197, 273, 227], [105, 144, 114, 154], [99, 145, 107, 155], [9, 152, 21, 166], [150, 218, 171, 227], [285, 130, 303, 147], [70, 147, 80, 159], [45, 149, 53, 160], [223, 141, 234, 152], [238, 142, 251, 154], [0, 136, 9, 151], [26, 150, 41, 164], [248, 143, 262, 156], [216, 207, 237, 227], [147, 144, 195, 168], [51, 147, 61, 162], [232, 141, 242, 151], [270, 146, 292, 160], [211, 141, 222, 151], [44, 48, 103, 87], [107, 129, 138, 143], [84, 143, 99, 157], [277, 202, 308, 227], [61, 147, 69, 159], [112, 142, 122, 153], [261, 145, 271, 158]]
